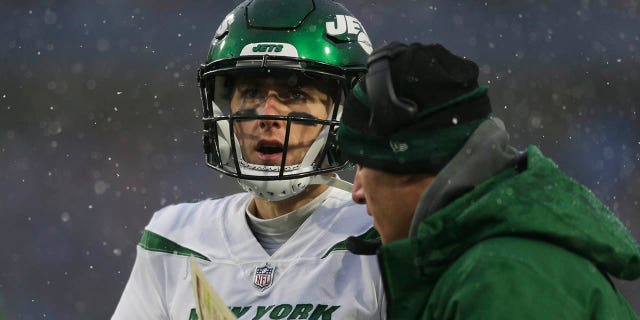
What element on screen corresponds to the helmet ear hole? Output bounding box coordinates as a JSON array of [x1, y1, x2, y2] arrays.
[[211, 116, 233, 166], [327, 130, 342, 166], [328, 144, 341, 166], [216, 133, 231, 165], [204, 134, 217, 163], [349, 74, 364, 88]]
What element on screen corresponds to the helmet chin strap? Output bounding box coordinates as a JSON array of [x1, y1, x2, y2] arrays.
[[236, 125, 334, 201], [309, 175, 353, 193], [237, 174, 353, 202]]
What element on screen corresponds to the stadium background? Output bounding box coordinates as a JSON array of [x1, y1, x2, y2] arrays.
[[1, 0, 639, 318]]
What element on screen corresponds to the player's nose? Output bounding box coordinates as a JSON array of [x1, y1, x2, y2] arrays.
[[258, 92, 286, 129], [260, 92, 286, 115]]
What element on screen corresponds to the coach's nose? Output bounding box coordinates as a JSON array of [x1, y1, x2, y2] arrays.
[[352, 167, 367, 205]]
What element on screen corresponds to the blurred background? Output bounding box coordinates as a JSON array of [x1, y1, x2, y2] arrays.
[[1, 0, 639, 318]]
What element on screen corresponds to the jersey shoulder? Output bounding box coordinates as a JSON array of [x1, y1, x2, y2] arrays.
[[306, 188, 375, 258], [323, 187, 364, 213], [147, 193, 249, 232], [323, 187, 371, 229], [139, 192, 251, 260]]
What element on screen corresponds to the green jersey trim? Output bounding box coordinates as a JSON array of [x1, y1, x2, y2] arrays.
[[138, 230, 211, 262], [321, 227, 380, 259]]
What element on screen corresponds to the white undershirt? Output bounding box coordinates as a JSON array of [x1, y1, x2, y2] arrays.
[[245, 188, 332, 255]]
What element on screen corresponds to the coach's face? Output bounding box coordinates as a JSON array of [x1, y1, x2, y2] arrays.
[[351, 165, 435, 244]]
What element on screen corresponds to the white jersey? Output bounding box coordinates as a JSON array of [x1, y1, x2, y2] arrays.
[[112, 188, 385, 320]]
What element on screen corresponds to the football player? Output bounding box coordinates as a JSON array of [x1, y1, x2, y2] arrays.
[[112, 1, 385, 319]]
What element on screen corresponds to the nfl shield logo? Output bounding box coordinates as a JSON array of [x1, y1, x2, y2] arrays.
[[253, 263, 275, 289]]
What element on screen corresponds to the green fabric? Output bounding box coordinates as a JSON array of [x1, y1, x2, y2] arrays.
[[138, 230, 210, 262], [379, 145, 640, 319], [189, 308, 199, 320], [338, 118, 485, 162], [321, 227, 380, 259]]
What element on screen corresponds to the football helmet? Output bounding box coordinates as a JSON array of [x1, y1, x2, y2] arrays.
[[198, 0, 372, 200]]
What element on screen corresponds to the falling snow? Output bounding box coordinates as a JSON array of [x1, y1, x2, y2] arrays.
[[1, 1, 639, 319]]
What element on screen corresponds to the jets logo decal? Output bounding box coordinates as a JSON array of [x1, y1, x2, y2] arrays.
[[240, 42, 299, 57], [252, 44, 283, 53], [214, 13, 234, 40], [326, 15, 372, 54]]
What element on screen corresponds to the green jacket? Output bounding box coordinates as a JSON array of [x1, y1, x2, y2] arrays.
[[379, 146, 640, 319]]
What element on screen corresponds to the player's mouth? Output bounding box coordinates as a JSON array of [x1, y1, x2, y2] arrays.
[[256, 140, 284, 162]]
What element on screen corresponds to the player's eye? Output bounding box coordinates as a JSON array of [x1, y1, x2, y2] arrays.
[[232, 108, 258, 119], [289, 89, 309, 101], [240, 88, 261, 99]]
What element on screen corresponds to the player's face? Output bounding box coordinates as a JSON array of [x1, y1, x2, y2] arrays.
[[351, 165, 435, 244], [229, 74, 334, 166]]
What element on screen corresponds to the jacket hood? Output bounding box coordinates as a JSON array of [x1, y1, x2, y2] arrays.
[[410, 119, 640, 280]]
